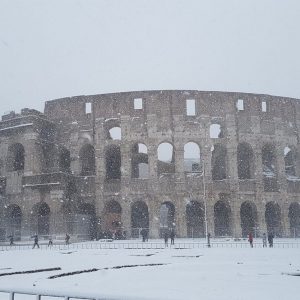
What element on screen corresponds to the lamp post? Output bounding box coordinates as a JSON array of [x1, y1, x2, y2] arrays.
[[202, 156, 209, 247]]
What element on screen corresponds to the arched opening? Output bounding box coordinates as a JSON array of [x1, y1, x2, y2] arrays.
[[237, 143, 254, 179], [157, 142, 175, 175], [32, 202, 50, 236], [104, 200, 122, 238], [284, 146, 298, 178], [77, 203, 97, 240], [108, 127, 121, 140], [240, 201, 257, 237], [288, 202, 300, 237], [131, 143, 149, 179], [262, 144, 276, 177], [7, 143, 25, 171], [159, 202, 175, 237], [214, 200, 232, 236], [59, 147, 71, 172], [79, 144, 96, 176], [5, 205, 22, 241], [265, 202, 282, 237], [184, 142, 201, 173], [131, 201, 149, 238], [105, 145, 121, 180], [41, 143, 56, 172], [104, 119, 122, 140], [186, 200, 205, 238], [210, 123, 223, 138], [211, 144, 227, 180]]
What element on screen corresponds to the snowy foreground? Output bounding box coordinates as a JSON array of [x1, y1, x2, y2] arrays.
[[0, 240, 299, 300]]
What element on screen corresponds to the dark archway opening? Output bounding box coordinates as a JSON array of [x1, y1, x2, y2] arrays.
[[237, 143, 254, 179], [159, 202, 175, 237], [79, 144, 96, 176], [288, 202, 300, 237], [214, 200, 232, 236], [104, 200, 122, 238], [186, 201, 205, 238], [131, 201, 149, 238], [5, 205, 22, 241], [7, 143, 25, 171], [240, 201, 257, 237], [265, 202, 282, 237], [105, 145, 121, 180], [33, 202, 50, 236], [59, 147, 71, 172]]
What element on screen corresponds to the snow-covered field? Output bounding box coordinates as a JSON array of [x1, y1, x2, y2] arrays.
[[0, 240, 299, 300]]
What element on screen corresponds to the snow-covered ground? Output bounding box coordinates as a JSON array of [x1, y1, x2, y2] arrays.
[[0, 240, 299, 300]]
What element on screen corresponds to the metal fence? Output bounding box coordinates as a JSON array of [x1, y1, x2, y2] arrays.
[[0, 240, 299, 251], [0, 287, 140, 300]]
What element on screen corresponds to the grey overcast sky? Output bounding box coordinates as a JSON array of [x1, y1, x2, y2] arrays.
[[0, 0, 300, 116]]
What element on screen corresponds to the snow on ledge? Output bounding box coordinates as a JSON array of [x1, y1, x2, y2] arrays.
[[0, 123, 33, 131]]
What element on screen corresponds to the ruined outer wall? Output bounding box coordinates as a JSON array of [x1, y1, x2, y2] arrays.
[[44, 90, 300, 238], [1, 90, 300, 239]]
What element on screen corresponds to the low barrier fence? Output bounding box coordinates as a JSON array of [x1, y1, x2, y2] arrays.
[[0, 287, 139, 300], [0, 240, 299, 251]]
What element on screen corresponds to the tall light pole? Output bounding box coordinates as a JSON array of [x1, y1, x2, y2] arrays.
[[202, 122, 210, 247], [202, 155, 209, 246]]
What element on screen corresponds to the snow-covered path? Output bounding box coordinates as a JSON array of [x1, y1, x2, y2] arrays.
[[0, 244, 299, 300]]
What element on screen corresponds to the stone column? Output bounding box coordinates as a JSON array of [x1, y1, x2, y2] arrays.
[[175, 194, 187, 238], [148, 199, 160, 239]]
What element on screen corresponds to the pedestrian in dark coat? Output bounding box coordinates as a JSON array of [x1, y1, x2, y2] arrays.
[[170, 229, 175, 245], [141, 229, 146, 242], [32, 235, 39, 249], [8, 235, 14, 246], [268, 232, 274, 248], [164, 231, 169, 247], [262, 233, 267, 248], [65, 233, 70, 245], [48, 237, 53, 247], [248, 232, 253, 248]]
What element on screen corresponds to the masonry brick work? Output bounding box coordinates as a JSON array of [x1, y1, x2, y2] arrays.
[[1, 90, 300, 241]]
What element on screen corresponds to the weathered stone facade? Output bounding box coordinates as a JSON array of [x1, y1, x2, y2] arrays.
[[1, 90, 300, 240]]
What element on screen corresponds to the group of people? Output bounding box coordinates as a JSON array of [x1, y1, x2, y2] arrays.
[[31, 233, 71, 248], [248, 232, 275, 248]]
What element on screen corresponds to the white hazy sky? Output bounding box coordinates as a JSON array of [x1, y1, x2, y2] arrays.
[[0, 0, 300, 116]]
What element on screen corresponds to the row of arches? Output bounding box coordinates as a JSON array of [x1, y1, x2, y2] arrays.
[[4, 201, 97, 240], [5, 200, 300, 239], [5, 142, 300, 182]]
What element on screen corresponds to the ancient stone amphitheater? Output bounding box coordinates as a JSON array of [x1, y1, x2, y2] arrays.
[[0, 90, 300, 241]]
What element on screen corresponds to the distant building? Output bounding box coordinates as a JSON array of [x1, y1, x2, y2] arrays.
[[0, 90, 300, 241]]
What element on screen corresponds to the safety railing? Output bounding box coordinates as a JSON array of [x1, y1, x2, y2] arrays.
[[0, 287, 142, 300], [0, 240, 299, 251]]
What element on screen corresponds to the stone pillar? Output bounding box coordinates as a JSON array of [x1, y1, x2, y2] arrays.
[[175, 194, 187, 238], [256, 201, 267, 236], [148, 200, 160, 239], [231, 198, 242, 238], [121, 200, 131, 238]]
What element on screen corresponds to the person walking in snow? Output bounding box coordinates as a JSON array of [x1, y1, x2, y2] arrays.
[[48, 237, 53, 247], [248, 232, 253, 248], [164, 231, 169, 247], [262, 233, 267, 248], [65, 233, 70, 245], [8, 235, 14, 246], [170, 229, 175, 245], [268, 232, 274, 248], [32, 235, 39, 249]]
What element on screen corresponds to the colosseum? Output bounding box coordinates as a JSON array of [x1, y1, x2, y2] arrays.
[[1, 90, 300, 241]]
